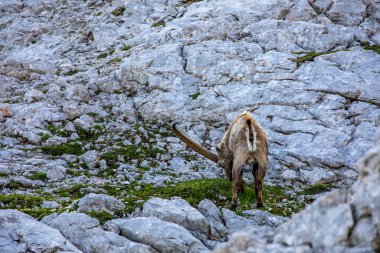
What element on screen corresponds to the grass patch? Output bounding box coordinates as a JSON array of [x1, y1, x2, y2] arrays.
[[86, 211, 116, 224], [47, 124, 69, 137], [97, 50, 114, 59], [121, 178, 304, 216], [65, 69, 79, 76], [108, 58, 122, 64], [121, 45, 132, 51], [0, 172, 8, 177], [28, 172, 48, 181], [34, 142, 84, 156], [292, 51, 337, 66], [299, 183, 331, 195], [152, 20, 165, 27], [111, 6, 125, 16], [100, 145, 165, 169], [189, 92, 201, 100], [53, 184, 86, 198], [361, 42, 380, 54], [0, 194, 43, 208]]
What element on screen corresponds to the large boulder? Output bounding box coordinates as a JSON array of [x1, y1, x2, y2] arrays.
[[75, 193, 125, 214], [0, 209, 80, 253], [42, 212, 153, 253], [106, 217, 210, 253]]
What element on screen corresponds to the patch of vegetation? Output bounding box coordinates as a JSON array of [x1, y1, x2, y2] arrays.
[[86, 211, 115, 224], [100, 145, 165, 169], [4, 180, 24, 190], [108, 58, 122, 64], [299, 183, 331, 195], [47, 124, 69, 137], [33, 141, 84, 156], [0, 194, 43, 208], [38, 133, 51, 142], [121, 45, 132, 51], [121, 178, 304, 216], [65, 69, 79, 76], [28, 172, 48, 181], [97, 50, 114, 59], [361, 42, 380, 54], [152, 20, 165, 27], [179, 0, 203, 4], [189, 92, 201, 100], [53, 184, 86, 198], [292, 50, 337, 66], [111, 6, 125, 16], [21, 208, 61, 220], [0, 172, 8, 177], [94, 11, 102, 16]]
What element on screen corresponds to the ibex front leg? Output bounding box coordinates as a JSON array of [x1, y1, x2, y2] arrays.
[[231, 154, 248, 209]]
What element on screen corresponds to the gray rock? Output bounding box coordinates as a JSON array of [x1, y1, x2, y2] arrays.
[[222, 208, 257, 234], [76, 193, 125, 214], [141, 197, 211, 237], [41, 200, 61, 209], [242, 209, 289, 228], [0, 210, 80, 253], [107, 217, 210, 253], [198, 199, 228, 240], [80, 150, 100, 168], [42, 212, 152, 253], [24, 89, 45, 103], [46, 165, 66, 181]]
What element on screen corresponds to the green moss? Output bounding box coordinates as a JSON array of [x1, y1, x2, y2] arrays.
[[21, 208, 60, 220], [86, 211, 115, 224], [5, 180, 24, 190], [28, 172, 48, 181], [38, 133, 51, 142], [189, 92, 201, 100], [34, 142, 84, 156], [121, 45, 132, 51], [0, 194, 43, 208], [121, 178, 304, 216], [152, 20, 165, 27], [180, 0, 203, 4], [299, 183, 331, 195], [94, 11, 102, 16], [53, 184, 86, 198], [47, 124, 69, 137], [0, 172, 8, 177], [65, 69, 79, 76], [93, 124, 103, 132], [111, 6, 125, 16], [97, 52, 109, 59], [100, 145, 165, 168], [292, 51, 337, 66], [108, 58, 122, 64], [361, 42, 380, 54]]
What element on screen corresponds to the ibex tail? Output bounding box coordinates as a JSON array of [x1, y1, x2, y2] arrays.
[[245, 117, 257, 152]]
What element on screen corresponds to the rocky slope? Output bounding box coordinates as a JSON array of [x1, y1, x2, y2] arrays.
[[0, 0, 379, 252]]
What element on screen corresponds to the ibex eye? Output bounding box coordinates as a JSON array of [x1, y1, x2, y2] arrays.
[[216, 147, 221, 152]]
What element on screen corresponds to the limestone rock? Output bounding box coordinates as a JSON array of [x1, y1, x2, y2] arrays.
[[0, 210, 80, 253], [75, 193, 125, 214]]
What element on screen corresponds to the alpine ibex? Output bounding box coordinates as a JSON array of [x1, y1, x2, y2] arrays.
[[173, 111, 268, 209]]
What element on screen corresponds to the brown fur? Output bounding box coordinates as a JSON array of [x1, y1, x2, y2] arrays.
[[217, 111, 268, 208]]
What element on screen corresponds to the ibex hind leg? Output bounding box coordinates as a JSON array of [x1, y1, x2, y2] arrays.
[[231, 154, 249, 209], [253, 163, 266, 208]]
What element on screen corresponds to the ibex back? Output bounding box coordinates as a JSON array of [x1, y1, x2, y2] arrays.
[[173, 111, 269, 209]]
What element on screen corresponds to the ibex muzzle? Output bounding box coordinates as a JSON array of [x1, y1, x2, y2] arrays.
[[173, 111, 269, 209]]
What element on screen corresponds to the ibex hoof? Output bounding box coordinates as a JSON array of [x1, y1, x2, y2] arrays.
[[230, 203, 237, 210], [257, 203, 263, 208]]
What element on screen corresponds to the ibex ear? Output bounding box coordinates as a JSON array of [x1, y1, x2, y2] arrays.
[[216, 146, 221, 152]]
